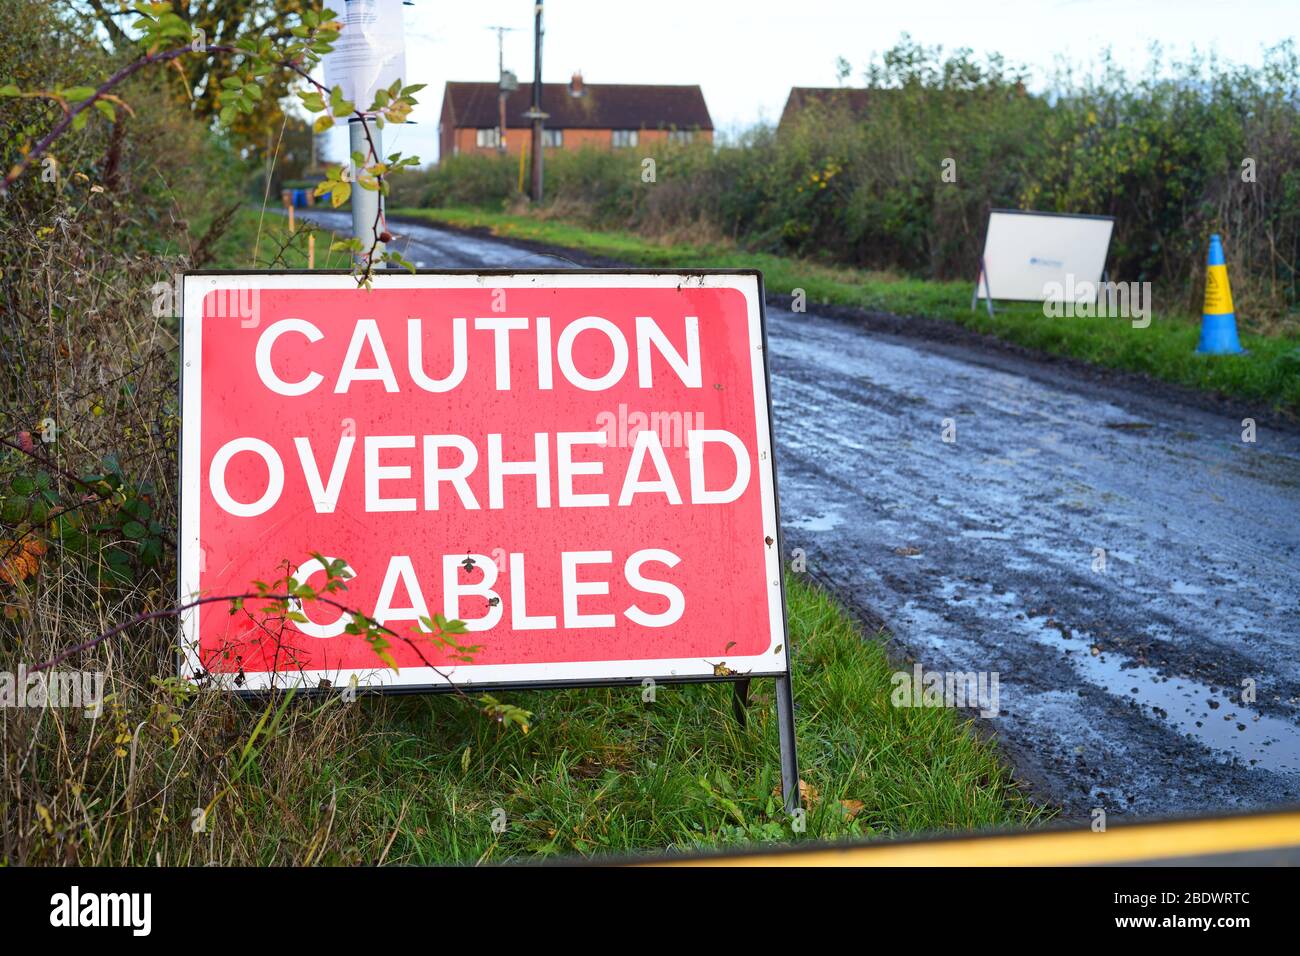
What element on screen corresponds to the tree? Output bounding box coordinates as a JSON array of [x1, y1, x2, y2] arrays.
[[5, 2, 424, 277], [71, 0, 313, 151]]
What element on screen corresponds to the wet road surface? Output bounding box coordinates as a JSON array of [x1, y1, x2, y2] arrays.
[[294, 209, 1300, 819]]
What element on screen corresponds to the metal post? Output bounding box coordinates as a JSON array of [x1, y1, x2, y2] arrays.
[[731, 678, 751, 727], [349, 117, 385, 268], [529, 0, 544, 202], [489, 25, 517, 154], [972, 256, 994, 317], [775, 674, 800, 815], [498, 92, 508, 154]]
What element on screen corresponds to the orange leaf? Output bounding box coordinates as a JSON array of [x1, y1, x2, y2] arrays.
[[0, 537, 46, 585]]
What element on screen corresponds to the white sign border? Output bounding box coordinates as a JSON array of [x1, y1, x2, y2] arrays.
[[179, 271, 789, 692]]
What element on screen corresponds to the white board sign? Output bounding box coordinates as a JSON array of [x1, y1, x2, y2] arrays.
[[976, 210, 1114, 303], [323, 0, 406, 114]]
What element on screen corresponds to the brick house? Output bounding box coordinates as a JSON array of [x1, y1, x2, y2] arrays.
[[438, 74, 713, 159]]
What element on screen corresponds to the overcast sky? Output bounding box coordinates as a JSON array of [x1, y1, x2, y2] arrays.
[[328, 0, 1299, 165]]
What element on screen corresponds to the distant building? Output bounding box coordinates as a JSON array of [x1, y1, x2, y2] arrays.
[[438, 74, 713, 159], [779, 83, 1025, 134], [777, 87, 877, 133]]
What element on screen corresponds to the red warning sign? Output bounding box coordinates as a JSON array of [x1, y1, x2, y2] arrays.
[[179, 272, 786, 691]]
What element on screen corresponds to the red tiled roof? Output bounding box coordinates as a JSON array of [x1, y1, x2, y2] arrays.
[[440, 81, 713, 131]]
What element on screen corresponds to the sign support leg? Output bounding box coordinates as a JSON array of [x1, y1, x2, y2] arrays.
[[775, 674, 800, 814], [977, 256, 993, 319], [979, 256, 995, 317], [731, 678, 751, 727]]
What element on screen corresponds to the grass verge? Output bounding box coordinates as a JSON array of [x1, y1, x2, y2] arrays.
[[315, 576, 1047, 863], [203, 207, 353, 271], [395, 206, 1300, 415]]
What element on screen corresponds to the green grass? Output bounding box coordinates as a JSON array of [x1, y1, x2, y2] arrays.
[[207, 207, 353, 270], [272, 577, 1046, 863], [396, 206, 1300, 415]]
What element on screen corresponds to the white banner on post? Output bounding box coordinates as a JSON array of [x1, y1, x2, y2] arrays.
[[324, 0, 407, 113]]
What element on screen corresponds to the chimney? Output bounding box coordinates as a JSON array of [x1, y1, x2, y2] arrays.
[[569, 71, 584, 97]]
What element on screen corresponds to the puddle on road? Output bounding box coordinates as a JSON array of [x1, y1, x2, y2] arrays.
[[1028, 620, 1300, 774], [958, 529, 1015, 541], [790, 510, 843, 532], [933, 580, 1300, 774]]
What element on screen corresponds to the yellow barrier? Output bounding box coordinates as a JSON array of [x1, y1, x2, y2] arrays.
[[661, 808, 1300, 866]]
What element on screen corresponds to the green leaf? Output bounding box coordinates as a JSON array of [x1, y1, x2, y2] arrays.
[[122, 521, 146, 540], [93, 99, 115, 122], [312, 113, 334, 134], [62, 86, 95, 101], [329, 84, 354, 117]]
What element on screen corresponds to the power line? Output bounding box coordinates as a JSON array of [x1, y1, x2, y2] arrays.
[[485, 25, 519, 78]]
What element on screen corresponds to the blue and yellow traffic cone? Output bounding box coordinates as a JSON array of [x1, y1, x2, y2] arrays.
[[1196, 234, 1244, 354]]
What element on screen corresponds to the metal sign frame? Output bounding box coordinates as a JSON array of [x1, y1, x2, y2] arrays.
[[177, 268, 800, 810]]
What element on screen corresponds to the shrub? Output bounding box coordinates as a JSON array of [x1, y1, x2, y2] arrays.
[[410, 38, 1300, 323]]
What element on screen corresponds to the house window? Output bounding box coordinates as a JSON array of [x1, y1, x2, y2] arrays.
[[542, 128, 564, 148], [475, 128, 501, 148], [667, 129, 695, 145], [611, 129, 639, 148]]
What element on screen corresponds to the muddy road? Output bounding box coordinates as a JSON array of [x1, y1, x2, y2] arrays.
[[292, 209, 1300, 819]]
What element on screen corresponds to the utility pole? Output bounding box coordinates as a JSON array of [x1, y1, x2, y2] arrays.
[[487, 25, 518, 155], [522, 0, 547, 202]]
